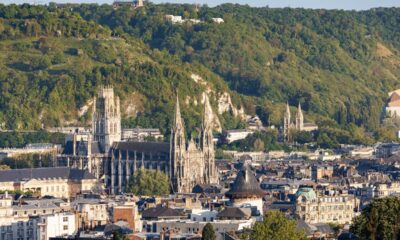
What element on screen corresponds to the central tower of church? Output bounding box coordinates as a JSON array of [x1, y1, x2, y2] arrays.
[[92, 86, 121, 153]]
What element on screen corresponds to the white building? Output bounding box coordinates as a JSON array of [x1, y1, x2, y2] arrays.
[[37, 212, 76, 239], [224, 129, 254, 143], [165, 15, 184, 24], [121, 128, 163, 141], [190, 209, 218, 222], [318, 151, 341, 161], [350, 147, 374, 158], [211, 18, 224, 24], [0, 195, 75, 240]]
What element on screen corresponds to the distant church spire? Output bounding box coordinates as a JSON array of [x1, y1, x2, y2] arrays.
[[285, 102, 291, 121], [170, 93, 186, 193], [173, 93, 184, 128], [202, 94, 213, 125], [283, 102, 291, 142], [296, 103, 304, 131], [201, 94, 218, 184]]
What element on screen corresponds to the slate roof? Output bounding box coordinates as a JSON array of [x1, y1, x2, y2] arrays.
[[192, 184, 221, 194], [225, 166, 265, 199], [63, 140, 103, 155], [112, 141, 170, 154], [141, 206, 185, 220], [0, 167, 96, 182], [217, 207, 251, 219]]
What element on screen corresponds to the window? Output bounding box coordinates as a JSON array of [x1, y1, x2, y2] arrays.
[[63, 225, 68, 231], [63, 217, 68, 222]]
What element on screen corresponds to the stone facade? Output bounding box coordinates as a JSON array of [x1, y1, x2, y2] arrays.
[[295, 187, 359, 224], [0, 167, 98, 199], [170, 94, 218, 193], [93, 86, 122, 153], [283, 103, 318, 142], [57, 86, 218, 194]]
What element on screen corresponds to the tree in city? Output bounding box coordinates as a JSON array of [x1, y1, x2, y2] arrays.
[[126, 169, 169, 196], [202, 223, 217, 240], [249, 211, 306, 240], [350, 196, 400, 240]]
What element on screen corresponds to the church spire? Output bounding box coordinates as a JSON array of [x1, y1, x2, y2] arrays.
[[296, 102, 304, 131], [297, 103, 303, 118], [283, 102, 291, 143], [170, 92, 186, 193], [202, 93, 213, 128], [173, 93, 183, 129], [201, 93, 218, 185], [285, 102, 291, 120]]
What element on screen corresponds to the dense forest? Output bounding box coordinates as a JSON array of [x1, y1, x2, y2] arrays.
[[0, 3, 400, 145]]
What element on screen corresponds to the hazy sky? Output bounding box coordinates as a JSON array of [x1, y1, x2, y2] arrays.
[[2, 0, 400, 10]]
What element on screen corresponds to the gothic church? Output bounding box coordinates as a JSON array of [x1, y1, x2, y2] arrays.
[[57, 86, 218, 194]]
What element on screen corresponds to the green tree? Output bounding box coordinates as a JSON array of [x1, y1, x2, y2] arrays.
[[127, 169, 169, 196], [293, 131, 314, 144], [350, 196, 400, 240], [249, 211, 306, 240], [253, 138, 265, 151], [202, 223, 216, 240]]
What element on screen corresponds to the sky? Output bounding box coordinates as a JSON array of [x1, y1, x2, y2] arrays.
[[2, 0, 400, 10]]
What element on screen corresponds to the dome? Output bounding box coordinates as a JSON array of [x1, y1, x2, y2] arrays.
[[295, 187, 317, 201]]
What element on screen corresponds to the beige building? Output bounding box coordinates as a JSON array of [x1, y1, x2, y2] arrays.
[[283, 103, 318, 142], [72, 198, 109, 230], [312, 165, 334, 181], [375, 181, 400, 198], [295, 187, 359, 224], [0, 167, 99, 199]]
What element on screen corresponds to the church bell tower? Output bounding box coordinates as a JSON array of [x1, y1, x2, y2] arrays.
[[170, 94, 187, 193], [201, 94, 218, 184], [92, 86, 121, 153]]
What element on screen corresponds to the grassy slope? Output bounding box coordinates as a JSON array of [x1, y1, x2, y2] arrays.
[[0, 35, 233, 134]]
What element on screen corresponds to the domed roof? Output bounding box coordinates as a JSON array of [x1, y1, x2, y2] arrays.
[[295, 187, 317, 201], [225, 166, 265, 199]]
